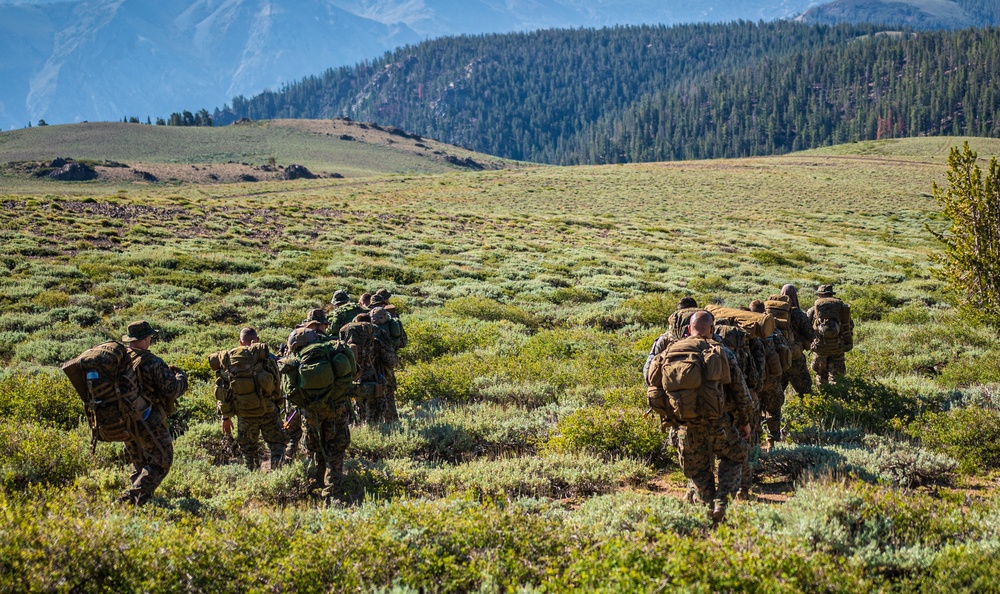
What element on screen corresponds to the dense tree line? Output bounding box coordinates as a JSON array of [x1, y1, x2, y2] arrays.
[[213, 22, 999, 164]]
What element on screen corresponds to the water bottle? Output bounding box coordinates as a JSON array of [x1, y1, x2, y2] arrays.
[[86, 371, 99, 381]]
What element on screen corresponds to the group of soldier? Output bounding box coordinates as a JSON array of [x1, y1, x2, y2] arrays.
[[643, 283, 854, 522], [99, 288, 405, 505], [77, 281, 851, 516]]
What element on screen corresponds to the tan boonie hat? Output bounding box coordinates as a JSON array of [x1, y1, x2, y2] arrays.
[[287, 327, 320, 351], [369, 293, 387, 306], [302, 308, 330, 327], [123, 320, 158, 342], [816, 284, 835, 296]]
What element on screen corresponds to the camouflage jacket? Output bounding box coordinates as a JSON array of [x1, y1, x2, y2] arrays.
[[643, 331, 672, 385], [749, 337, 767, 392], [718, 342, 754, 427], [339, 321, 397, 383], [789, 307, 815, 348], [331, 304, 365, 335], [130, 348, 187, 415]]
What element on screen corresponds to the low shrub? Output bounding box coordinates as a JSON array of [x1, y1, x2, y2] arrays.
[[545, 405, 674, 468], [469, 376, 557, 407], [784, 377, 922, 436], [619, 292, 680, 327], [0, 371, 83, 429], [444, 296, 538, 328], [911, 406, 1000, 474], [0, 422, 90, 490]]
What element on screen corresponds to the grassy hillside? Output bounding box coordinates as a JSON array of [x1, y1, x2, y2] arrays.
[[0, 119, 512, 183], [2, 136, 1000, 590]]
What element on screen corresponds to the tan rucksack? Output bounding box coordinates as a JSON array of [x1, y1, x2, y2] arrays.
[[765, 294, 793, 339], [705, 305, 775, 340], [648, 337, 730, 424], [208, 343, 279, 417], [811, 298, 854, 355], [62, 341, 148, 448]]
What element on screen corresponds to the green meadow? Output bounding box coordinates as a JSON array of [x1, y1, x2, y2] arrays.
[[3, 132, 1000, 591]]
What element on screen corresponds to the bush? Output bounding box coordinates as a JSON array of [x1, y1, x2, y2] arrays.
[[911, 406, 1000, 474], [0, 422, 90, 490], [444, 296, 538, 328], [469, 377, 557, 407], [784, 378, 922, 436], [619, 292, 679, 327], [545, 405, 674, 468], [0, 371, 83, 429], [837, 285, 902, 322]]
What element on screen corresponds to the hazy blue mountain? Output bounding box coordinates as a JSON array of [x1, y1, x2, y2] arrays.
[[0, 0, 828, 131], [797, 0, 999, 29]]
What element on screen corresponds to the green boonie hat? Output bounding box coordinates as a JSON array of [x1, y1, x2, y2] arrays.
[[331, 290, 350, 306], [816, 284, 835, 296], [123, 320, 158, 342], [302, 308, 330, 326]]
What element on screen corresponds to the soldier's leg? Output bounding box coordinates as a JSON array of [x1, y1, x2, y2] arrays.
[[321, 401, 353, 499], [812, 354, 830, 387], [302, 412, 325, 491], [383, 380, 399, 424], [829, 354, 847, 384], [236, 415, 262, 471], [713, 418, 749, 519], [785, 354, 812, 395], [677, 423, 715, 506], [760, 383, 785, 445], [283, 408, 302, 461], [259, 409, 289, 470], [125, 411, 174, 504]]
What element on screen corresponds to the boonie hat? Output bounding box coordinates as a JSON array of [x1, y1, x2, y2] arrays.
[[816, 284, 835, 296], [123, 320, 158, 342], [369, 293, 387, 306], [331, 290, 350, 306], [370, 307, 390, 325], [302, 308, 330, 327]]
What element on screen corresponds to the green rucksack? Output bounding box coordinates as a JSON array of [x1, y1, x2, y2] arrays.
[[332, 304, 364, 334], [281, 341, 357, 410], [208, 343, 278, 417], [62, 341, 147, 446], [377, 318, 406, 350]]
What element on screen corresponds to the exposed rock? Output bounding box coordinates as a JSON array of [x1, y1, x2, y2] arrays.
[[445, 155, 484, 170], [134, 169, 158, 182], [48, 162, 97, 181], [238, 174, 258, 182], [282, 164, 316, 180], [49, 157, 69, 168], [340, 134, 355, 141]]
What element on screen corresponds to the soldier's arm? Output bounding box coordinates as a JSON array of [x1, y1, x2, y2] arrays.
[[642, 333, 671, 385], [795, 308, 815, 343], [147, 358, 186, 402]]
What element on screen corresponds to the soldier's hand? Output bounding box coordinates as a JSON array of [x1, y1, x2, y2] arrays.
[[739, 424, 751, 441], [222, 418, 234, 437]]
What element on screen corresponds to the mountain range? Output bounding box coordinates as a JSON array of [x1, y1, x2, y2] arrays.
[[0, 0, 831, 131]]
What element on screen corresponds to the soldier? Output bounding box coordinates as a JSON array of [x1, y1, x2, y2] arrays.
[[340, 312, 397, 424], [778, 284, 815, 395], [370, 306, 404, 423], [372, 288, 399, 318], [120, 320, 187, 505], [330, 290, 364, 335], [750, 300, 792, 450], [282, 309, 330, 460], [281, 324, 355, 499], [213, 327, 287, 471], [643, 297, 700, 447], [653, 311, 751, 522], [807, 284, 854, 386]]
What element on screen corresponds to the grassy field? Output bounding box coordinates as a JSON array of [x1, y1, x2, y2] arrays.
[[3, 134, 1000, 591], [0, 119, 513, 182]]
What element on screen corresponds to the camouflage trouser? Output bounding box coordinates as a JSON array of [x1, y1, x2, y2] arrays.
[[283, 407, 303, 461], [303, 401, 352, 499], [678, 417, 747, 509], [759, 377, 785, 444], [383, 371, 399, 424], [237, 409, 288, 471], [355, 383, 388, 425], [811, 353, 847, 386], [782, 353, 812, 396], [122, 407, 173, 505], [741, 403, 762, 493]]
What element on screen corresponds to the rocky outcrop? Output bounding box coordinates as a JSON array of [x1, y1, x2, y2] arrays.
[[282, 164, 316, 180], [48, 162, 97, 181]]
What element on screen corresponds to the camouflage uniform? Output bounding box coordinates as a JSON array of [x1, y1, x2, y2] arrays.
[[676, 341, 751, 516], [373, 306, 406, 423], [759, 330, 790, 445], [282, 405, 303, 460], [123, 348, 186, 505], [807, 287, 854, 386], [331, 303, 364, 335], [781, 307, 815, 396], [303, 400, 352, 499], [340, 319, 397, 424]]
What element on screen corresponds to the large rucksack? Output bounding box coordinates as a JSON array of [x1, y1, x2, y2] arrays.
[[62, 341, 148, 448], [332, 304, 364, 334], [647, 337, 730, 424], [715, 323, 759, 390], [667, 308, 700, 341], [207, 343, 278, 417], [765, 295, 794, 343], [811, 298, 854, 355], [281, 341, 357, 411], [705, 305, 776, 340], [377, 318, 406, 350]]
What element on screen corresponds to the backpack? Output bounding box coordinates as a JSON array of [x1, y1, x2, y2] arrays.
[[715, 324, 758, 389], [650, 337, 730, 424], [667, 308, 700, 341], [704, 305, 776, 340], [765, 295, 794, 343], [207, 343, 278, 417], [281, 341, 357, 410], [811, 298, 853, 355], [62, 341, 147, 447], [377, 318, 406, 350], [332, 304, 364, 334]]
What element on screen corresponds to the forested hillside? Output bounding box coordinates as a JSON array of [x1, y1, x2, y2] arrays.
[[215, 22, 1000, 164]]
